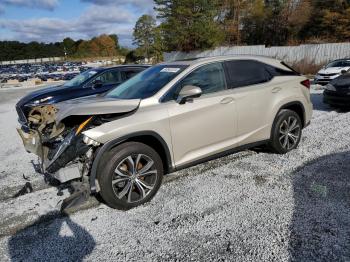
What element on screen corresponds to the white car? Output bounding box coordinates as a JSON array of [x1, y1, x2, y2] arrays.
[[315, 59, 350, 86]]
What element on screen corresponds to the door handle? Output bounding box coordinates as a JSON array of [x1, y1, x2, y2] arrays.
[[220, 97, 235, 104], [272, 87, 282, 93]]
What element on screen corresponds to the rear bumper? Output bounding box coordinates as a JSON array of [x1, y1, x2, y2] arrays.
[[323, 91, 350, 107]]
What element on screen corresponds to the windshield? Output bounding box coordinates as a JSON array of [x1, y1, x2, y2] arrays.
[[326, 60, 350, 68], [63, 69, 99, 87], [106, 65, 188, 99]]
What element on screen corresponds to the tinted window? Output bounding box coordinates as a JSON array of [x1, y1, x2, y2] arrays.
[[121, 68, 143, 80], [181, 63, 226, 94], [106, 65, 187, 100], [224, 60, 272, 88], [95, 70, 121, 85]]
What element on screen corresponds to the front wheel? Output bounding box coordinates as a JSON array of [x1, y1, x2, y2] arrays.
[[270, 109, 302, 154], [97, 142, 163, 210]]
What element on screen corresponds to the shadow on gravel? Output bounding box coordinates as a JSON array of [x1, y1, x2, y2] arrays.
[[289, 151, 350, 261], [8, 212, 95, 261]]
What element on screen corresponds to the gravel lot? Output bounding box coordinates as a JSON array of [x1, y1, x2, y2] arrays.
[[0, 86, 349, 261]]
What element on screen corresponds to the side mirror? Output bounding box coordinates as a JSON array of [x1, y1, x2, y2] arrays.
[[176, 85, 202, 104], [341, 70, 347, 74], [92, 79, 103, 89]]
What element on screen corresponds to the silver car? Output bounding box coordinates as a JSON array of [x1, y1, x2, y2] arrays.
[[17, 56, 313, 210]]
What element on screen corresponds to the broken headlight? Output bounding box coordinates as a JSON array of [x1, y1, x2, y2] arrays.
[[83, 135, 100, 147]]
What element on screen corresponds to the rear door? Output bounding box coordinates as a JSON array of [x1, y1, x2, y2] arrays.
[[223, 60, 279, 145], [166, 62, 237, 167]]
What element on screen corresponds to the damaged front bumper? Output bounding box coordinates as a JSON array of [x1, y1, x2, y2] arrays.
[[16, 126, 90, 184], [17, 127, 43, 158]]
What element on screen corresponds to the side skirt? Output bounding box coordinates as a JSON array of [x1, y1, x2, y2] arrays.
[[172, 140, 270, 173]]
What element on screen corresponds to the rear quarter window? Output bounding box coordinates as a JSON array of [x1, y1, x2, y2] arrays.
[[223, 60, 272, 89]]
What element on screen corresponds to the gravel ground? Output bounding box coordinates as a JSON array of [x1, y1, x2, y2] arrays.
[[0, 87, 349, 261]]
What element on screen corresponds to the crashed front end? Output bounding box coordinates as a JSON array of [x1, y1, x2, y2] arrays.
[[17, 105, 96, 183], [16, 97, 140, 211]]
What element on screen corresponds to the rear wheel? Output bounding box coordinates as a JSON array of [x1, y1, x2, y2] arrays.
[[97, 142, 163, 209], [270, 109, 302, 154]]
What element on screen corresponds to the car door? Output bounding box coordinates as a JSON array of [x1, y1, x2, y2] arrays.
[[166, 62, 237, 167], [223, 60, 279, 145]]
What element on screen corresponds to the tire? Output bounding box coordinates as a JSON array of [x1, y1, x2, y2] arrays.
[[270, 109, 302, 154], [97, 142, 163, 210]]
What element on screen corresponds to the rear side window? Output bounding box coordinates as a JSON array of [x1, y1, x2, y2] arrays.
[[223, 60, 272, 89], [121, 68, 144, 80]]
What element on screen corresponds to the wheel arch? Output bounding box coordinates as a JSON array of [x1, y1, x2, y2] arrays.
[[278, 101, 306, 128], [89, 131, 173, 193]]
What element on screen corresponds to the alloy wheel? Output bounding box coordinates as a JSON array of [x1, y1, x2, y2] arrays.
[[278, 116, 301, 150], [112, 154, 158, 203]]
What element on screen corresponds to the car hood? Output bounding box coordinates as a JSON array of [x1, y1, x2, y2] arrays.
[[55, 95, 141, 123], [329, 74, 350, 89], [17, 84, 71, 106], [318, 67, 350, 75]]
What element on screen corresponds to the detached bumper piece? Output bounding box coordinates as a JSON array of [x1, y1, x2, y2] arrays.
[[61, 180, 91, 214]]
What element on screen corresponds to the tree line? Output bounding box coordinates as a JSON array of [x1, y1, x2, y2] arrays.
[[1, 0, 349, 62], [0, 34, 125, 61], [133, 0, 350, 61]]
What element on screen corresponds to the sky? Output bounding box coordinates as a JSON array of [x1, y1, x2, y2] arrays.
[[0, 0, 155, 47]]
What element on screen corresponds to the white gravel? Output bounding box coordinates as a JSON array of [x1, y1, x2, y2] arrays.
[[0, 87, 349, 261]]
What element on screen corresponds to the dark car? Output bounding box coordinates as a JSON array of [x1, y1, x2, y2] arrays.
[[16, 65, 149, 125], [323, 72, 350, 108]]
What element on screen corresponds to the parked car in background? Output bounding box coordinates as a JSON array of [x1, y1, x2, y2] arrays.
[[16, 65, 149, 125], [314, 59, 350, 85], [324, 71, 350, 108], [16, 56, 312, 211]]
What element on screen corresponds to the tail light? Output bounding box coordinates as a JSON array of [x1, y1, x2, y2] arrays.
[[301, 79, 310, 89]]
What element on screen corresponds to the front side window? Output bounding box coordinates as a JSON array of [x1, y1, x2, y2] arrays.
[[163, 62, 226, 102], [106, 65, 187, 100], [180, 63, 226, 94], [224, 60, 272, 89], [95, 70, 121, 85]]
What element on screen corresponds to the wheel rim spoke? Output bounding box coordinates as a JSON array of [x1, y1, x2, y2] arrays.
[[138, 159, 154, 175], [138, 170, 157, 177], [114, 167, 129, 177], [127, 182, 134, 202], [135, 180, 146, 199], [126, 156, 136, 174], [118, 181, 132, 199], [112, 177, 129, 185], [136, 179, 154, 190]]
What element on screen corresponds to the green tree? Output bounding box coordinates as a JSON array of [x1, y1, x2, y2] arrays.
[[62, 37, 76, 57], [154, 0, 224, 52], [133, 15, 157, 60]]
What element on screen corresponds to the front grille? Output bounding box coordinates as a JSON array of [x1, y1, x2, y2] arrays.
[[319, 73, 338, 77]]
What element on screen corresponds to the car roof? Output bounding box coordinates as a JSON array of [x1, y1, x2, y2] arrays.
[[162, 55, 286, 69], [89, 64, 150, 72]]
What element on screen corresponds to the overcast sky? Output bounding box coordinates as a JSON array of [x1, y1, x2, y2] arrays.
[[0, 0, 154, 47]]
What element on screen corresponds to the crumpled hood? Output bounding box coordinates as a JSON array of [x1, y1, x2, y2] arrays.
[[55, 95, 141, 123], [318, 67, 350, 75]]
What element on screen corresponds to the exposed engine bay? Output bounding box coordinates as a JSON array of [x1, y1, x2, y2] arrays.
[[16, 98, 140, 211]]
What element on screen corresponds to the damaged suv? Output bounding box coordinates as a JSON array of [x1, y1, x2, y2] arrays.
[[17, 56, 312, 210]]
